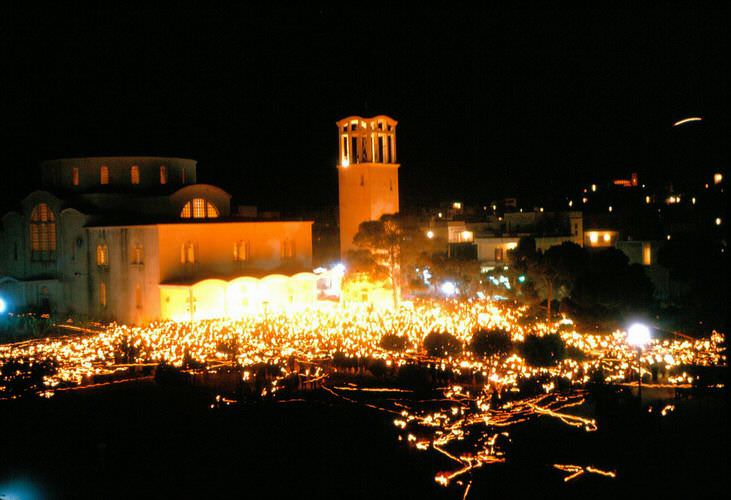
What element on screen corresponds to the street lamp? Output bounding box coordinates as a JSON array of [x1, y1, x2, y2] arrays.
[[627, 323, 652, 402]]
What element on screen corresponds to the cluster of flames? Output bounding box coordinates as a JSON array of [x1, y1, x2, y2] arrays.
[[0, 299, 725, 493]]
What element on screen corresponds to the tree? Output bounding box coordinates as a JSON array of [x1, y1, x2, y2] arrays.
[[423, 331, 462, 357], [347, 214, 432, 305], [423, 252, 482, 297], [469, 329, 514, 357], [571, 248, 654, 319], [521, 333, 566, 367], [510, 239, 588, 321]]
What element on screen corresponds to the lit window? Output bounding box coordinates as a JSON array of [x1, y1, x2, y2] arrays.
[[132, 243, 143, 264], [160, 165, 167, 185], [603, 233, 611, 242], [180, 242, 196, 264], [99, 282, 107, 307], [588, 232, 599, 244], [495, 248, 503, 262], [234, 240, 251, 262], [180, 198, 219, 219], [30, 203, 56, 260], [100, 165, 109, 185], [72, 167, 79, 186], [131, 165, 140, 185], [642, 243, 652, 266], [714, 173, 723, 185], [96, 244, 108, 266], [281, 239, 295, 260]]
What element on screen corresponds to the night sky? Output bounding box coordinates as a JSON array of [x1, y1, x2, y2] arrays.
[[1, 4, 727, 210]]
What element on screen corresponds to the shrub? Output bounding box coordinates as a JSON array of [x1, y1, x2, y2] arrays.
[[380, 333, 408, 352], [423, 331, 462, 357], [469, 329, 513, 357], [521, 333, 566, 367]]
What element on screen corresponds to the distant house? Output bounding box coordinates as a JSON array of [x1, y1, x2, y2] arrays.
[[0, 157, 314, 324]]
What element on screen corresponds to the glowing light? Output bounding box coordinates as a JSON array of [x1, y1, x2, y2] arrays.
[[0, 297, 6, 314], [602, 233, 610, 242], [426, 230, 435, 239], [518, 275, 526, 283], [713, 173, 723, 185], [608, 206, 613, 212], [591, 184, 597, 192], [568, 200, 573, 207], [715, 218, 722, 226], [589, 232, 598, 244], [645, 196, 651, 204], [452, 202, 462, 210], [627, 323, 651, 348], [440, 281, 457, 296], [672, 116, 702, 127]]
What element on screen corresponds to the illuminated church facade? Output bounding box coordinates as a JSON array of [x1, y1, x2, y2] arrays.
[[0, 157, 314, 323]]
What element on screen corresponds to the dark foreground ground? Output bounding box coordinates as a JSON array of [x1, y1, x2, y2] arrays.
[[1, 380, 727, 499]]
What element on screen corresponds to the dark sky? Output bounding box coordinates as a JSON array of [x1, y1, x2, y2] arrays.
[[0, 4, 727, 210]]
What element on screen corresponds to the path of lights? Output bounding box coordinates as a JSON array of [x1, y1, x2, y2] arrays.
[[0, 299, 726, 495]]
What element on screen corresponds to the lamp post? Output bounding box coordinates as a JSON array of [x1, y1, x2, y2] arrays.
[[627, 323, 652, 402]]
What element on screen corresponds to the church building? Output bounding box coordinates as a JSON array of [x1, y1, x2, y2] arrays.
[[0, 157, 314, 323]]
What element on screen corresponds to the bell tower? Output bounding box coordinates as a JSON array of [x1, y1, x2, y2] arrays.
[[337, 115, 400, 257]]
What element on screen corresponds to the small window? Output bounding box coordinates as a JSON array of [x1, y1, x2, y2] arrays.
[[495, 248, 503, 262], [130, 165, 140, 185], [100, 165, 109, 185], [72, 167, 79, 186], [135, 284, 142, 309], [360, 175, 364, 187], [99, 282, 107, 307], [642, 243, 652, 266], [281, 239, 295, 260], [132, 243, 143, 264], [234, 240, 251, 262], [160, 165, 167, 185], [96, 244, 108, 266], [180, 242, 196, 264]]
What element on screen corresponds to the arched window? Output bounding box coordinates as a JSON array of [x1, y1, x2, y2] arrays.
[[130, 165, 140, 185], [99, 282, 107, 307], [180, 198, 219, 219], [96, 244, 108, 266], [100, 165, 109, 185], [159, 165, 168, 185], [30, 203, 56, 260]]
